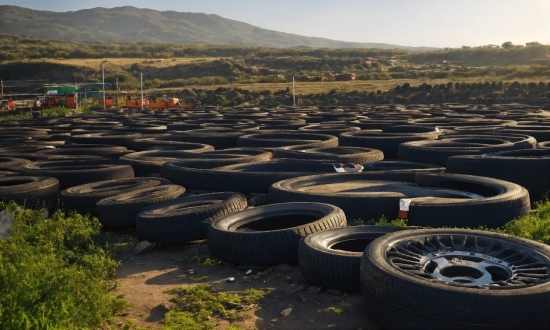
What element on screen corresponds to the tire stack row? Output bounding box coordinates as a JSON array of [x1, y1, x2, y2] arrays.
[[1, 103, 550, 329]]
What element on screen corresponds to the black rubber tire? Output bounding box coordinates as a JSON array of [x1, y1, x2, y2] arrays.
[[165, 160, 340, 193], [96, 184, 186, 228], [339, 130, 439, 159], [273, 146, 384, 163], [407, 172, 531, 228], [0, 157, 31, 171], [19, 160, 135, 189], [360, 228, 550, 330], [119, 149, 215, 176], [298, 225, 411, 291], [131, 138, 215, 152], [397, 135, 535, 166], [35, 144, 130, 159], [136, 192, 248, 244], [60, 177, 172, 215], [268, 171, 443, 222], [237, 132, 338, 150], [298, 124, 360, 136], [207, 202, 347, 264], [69, 132, 142, 148], [170, 129, 248, 148], [0, 176, 59, 206], [447, 149, 550, 201]]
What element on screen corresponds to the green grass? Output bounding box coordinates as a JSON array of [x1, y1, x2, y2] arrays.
[[0, 112, 32, 122], [163, 285, 270, 330], [326, 306, 343, 315], [42, 106, 73, 117], [0, 202, 127, 329], [490, 199, 550, 244], [349, 215, 408, 227]]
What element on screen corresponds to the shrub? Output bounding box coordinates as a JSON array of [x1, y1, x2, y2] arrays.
[[0, 202, 127, 329]]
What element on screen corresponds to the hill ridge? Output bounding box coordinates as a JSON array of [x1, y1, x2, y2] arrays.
[[0, 5, 435, 50]]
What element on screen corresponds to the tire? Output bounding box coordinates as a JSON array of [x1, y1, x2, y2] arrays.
[[273, 146, 384, 163], [447, 149, 550, 201], [397, 135, 535, 166], [69, 132, 142, 148], [207, 203, 347, 264], [136, 192, 248, 244], [298, 124, 360, 136], [298, 225, 411, 290], [339, 130, 439, 159], [360, 228, 550, 330], [60, 177, 172, 215], [19, 160, 135, 189], [0, 176, 59, 206], [0, 157, 31, 171], [131, 138, 215, 152], [268, 171, 444, 222], [119, 149, 215, 176], [173, 160, 340, 193], [237, 132, 338, 150], [96, 184, 186, 228], [170, 129, 248, 148], [407, 172, 531, 228], [35, 144, 130, 159]]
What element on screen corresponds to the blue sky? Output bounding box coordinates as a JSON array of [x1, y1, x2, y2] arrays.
[[1, 0, 548, 47]]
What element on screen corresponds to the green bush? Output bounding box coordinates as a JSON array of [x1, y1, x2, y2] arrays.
[[0, 203, 127, 329], [43, 106, 72, 117]]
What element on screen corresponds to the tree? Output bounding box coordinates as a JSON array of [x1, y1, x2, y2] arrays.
[[501, 41, 514, 49], [526, 41, 542, 47]]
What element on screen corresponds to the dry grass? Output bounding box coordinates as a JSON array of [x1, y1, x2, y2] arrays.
[[16, 57, 223, 70], [146, 77, 550, 95]]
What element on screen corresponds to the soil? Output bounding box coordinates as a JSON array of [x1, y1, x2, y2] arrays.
[[112, 242, 380, 330]]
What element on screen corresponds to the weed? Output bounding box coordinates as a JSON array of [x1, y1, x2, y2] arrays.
[[164, 284, 270, 329], [195, 256, 230, 267], [0, 112, 32, 122], [43, 106, 73, 117], [191, 276, 210, 282], [326, 306, 343, 315], [348, 217, 366, 226], [366, 215, 409, 227], [0, 201, 127, 329], [259, 266, 275, 275]]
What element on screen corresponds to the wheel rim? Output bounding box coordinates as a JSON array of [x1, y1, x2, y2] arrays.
[[386, 234, 550, 288]]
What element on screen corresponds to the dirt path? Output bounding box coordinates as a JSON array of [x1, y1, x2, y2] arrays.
[[113, 243, 380, 330]]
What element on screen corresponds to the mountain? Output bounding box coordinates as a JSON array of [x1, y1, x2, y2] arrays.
[[0, 5, 433, 50]]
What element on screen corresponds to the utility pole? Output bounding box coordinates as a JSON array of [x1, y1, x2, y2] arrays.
[[292, 76, 296, 106], [0, 79, 3, 100], [102, 60, 106, 110], [115, 78, 119, 108], [140, 73, 144, 111]]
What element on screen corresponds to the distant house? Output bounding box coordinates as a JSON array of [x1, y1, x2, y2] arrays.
[[334, 73, 356, 81]]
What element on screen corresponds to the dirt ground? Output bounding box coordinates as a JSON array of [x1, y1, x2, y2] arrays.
[[112, 242, 380, 330]]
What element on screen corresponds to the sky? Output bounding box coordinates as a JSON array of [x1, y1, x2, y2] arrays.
[[1, 0, 549, 48]]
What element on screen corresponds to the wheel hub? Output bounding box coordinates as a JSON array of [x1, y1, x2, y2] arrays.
[[421, 251, 514, 286]]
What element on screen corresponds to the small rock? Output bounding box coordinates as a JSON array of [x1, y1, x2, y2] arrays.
[[293, 285, 304, 293], [298, 294, 307, 303], [182, 246, 200, 258], [270, 318, 278, 323], [274, 263, 293, 274], [280, 308, 292, 316], [327, 324, 337, 328], [185, 269, 195, 275], [326, 289, 342, 295], [197, 244, 210, 256], [223, 301, 243, 310], [247, 193, 267, 206], [134, 240, 155, 254], [309, 286, 322, 294], [226, 277, 235, 283], [286, 277, 293, 284], [245, 270, 253, 275], [236, 264, 266, 271]]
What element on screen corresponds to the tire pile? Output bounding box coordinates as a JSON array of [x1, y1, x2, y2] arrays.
[[2, 103, 550, 329]]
